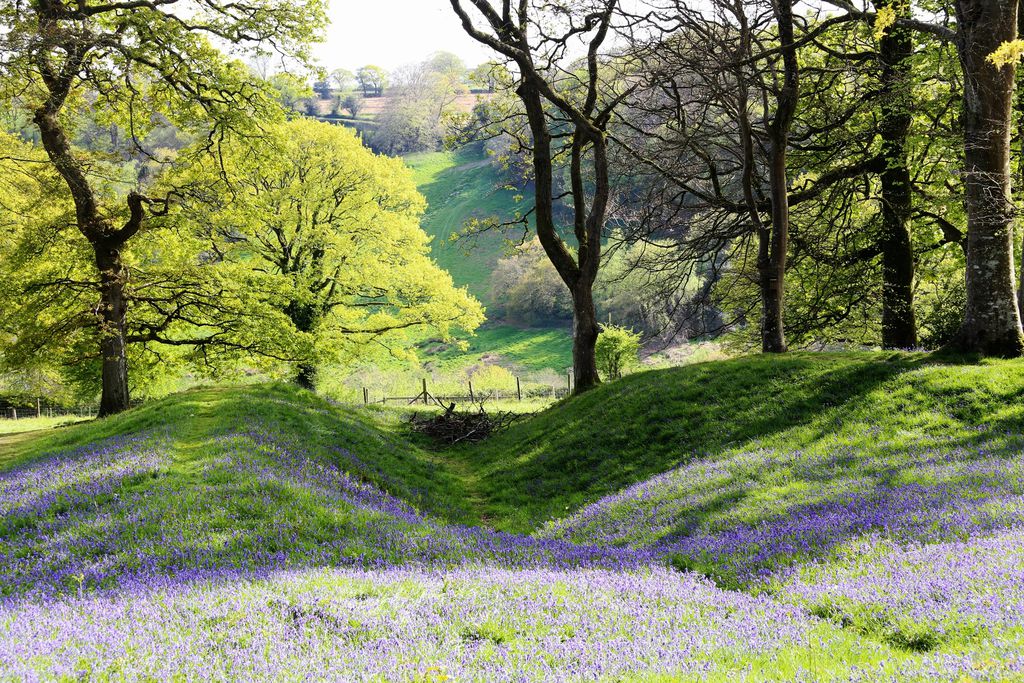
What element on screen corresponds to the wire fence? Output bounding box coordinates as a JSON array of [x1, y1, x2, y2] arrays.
[[0, 399, 100, 420]]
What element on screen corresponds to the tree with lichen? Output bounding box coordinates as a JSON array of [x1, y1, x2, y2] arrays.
[[950, 0, 1024, 356]]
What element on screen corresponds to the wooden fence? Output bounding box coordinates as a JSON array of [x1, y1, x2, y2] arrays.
[[363, 375, 574, 407], [0, 375, 576, 418]]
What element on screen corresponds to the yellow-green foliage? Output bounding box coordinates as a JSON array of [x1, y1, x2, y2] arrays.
[[468, 364, 517, 393], [988, 40, 1024, 68], [872, 5, 897, 41], [595, 324, 642, 380], [169, 119, 485, 373]]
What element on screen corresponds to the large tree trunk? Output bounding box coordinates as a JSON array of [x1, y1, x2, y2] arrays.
[[876, 0, 918, 349], [761, 149, 789, 353], [285, 300, 320, 389], [34, 103, 140, 416], [450, 2, 614, 396], [295, 364, 317, 390], [571, 282, 601, 390], [760, 0, 799, 354], [94, 243, 132, 416], [953, 0, 1024, 356], [1017, 0, 1024, 314], [516, 78, 604, 394]]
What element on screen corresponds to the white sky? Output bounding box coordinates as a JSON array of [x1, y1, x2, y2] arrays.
[[315, 0, 494, 72]]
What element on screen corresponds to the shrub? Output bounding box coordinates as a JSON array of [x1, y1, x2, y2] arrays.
[[469, 365, 516, 395], [595, 324, 641, 381]]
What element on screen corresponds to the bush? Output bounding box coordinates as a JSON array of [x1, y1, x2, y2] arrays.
[[595, 324, 641, 381], [489, 240, 572, 325], [468, 364, 516, 395]]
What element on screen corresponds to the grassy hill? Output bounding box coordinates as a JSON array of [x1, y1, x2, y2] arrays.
[[405, 144, 523, 307], [0, 384, 652, 602], [454, 352, 1024, 530], [404, 144, 572, 376], [4, 352, 1024, 680], [9, 353, 1024, 539]]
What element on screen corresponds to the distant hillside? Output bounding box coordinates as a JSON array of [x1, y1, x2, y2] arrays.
[[307, 92, 488, 119], [405, 145, 524, 307], [401, 146, 573, 374]]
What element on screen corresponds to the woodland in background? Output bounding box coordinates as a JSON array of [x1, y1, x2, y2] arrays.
[[443, 0, 1024, 392], [3, 0, 1024, 414]]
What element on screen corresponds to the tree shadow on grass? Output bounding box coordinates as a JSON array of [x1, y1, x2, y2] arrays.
[[470, 352, 934, 531]]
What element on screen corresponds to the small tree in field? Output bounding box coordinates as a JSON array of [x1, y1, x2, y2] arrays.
[[595, 325, 641, 381], [341, 94, 364, 118]]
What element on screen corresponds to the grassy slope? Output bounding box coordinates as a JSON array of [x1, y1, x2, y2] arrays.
[[423, 324, 573, 373], [6, 353, 1024, 679], [1, 383, 471, 521], [449, 352, 1024, 531], [405, 145, 521, 307], [11, 352, 1024, 534], [404, 144, 572, 372]]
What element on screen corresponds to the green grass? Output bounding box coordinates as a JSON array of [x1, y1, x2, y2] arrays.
[[422, 324, 572, 374], [12, 352, 1024, 535], [405, 145, 523, 306], [6, 352, 1024, 679], [0, 414, 86, 435], [441, 351, 1024, 531], [398, 144, 575, 378], [1, 383, 472, 522]]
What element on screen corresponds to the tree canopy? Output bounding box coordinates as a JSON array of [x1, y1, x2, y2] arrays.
[[169, 119, 485, 388], [0, 0, 327, 414]]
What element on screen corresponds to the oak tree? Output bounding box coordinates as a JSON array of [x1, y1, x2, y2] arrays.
[[0, 0, 326, 414]]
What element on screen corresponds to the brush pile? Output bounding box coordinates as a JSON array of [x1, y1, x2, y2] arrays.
[[410, 403, 523, 444]]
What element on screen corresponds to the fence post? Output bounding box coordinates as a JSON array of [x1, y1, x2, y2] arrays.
[[362, 387, 368, 405], [516, 376, 522, 401], [422, 378, 428, 405], [567, 371, 572, 395], [468, 380, 475, 403]]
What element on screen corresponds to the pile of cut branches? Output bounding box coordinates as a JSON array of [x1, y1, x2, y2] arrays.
[[409, 403, 523, 445]]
